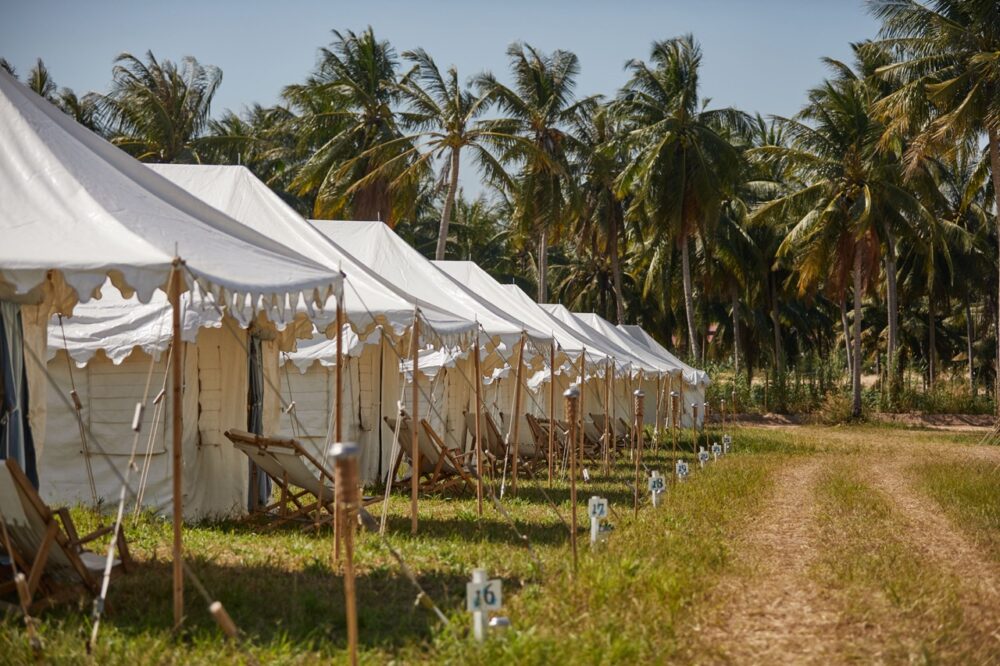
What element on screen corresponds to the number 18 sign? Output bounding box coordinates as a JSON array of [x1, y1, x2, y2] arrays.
[[466, 578, 502, 612]]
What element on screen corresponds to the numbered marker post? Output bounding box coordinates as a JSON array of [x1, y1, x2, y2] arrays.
[[723, 434, 733, 454], [588, 496, 609, 545], [698, 446, 709, 468], [648, 472, 665, 508], [712, 441, 722, 461], [467, 568, 502, 642], [676, 459, 689, 481]]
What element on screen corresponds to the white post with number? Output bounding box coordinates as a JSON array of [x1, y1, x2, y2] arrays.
[[648, 471, 665, 507], [467, 568, 502, 642], [588, 496, 609, 546]]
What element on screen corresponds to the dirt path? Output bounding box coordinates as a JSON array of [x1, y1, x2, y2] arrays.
[[693, 457, 853, 664], [869, 456, 1000, 650]]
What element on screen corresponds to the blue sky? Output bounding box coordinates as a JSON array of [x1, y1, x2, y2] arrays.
[[2, 1, 879, 191]]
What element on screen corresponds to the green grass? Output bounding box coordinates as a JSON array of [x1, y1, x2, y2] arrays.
[[915, 458, 1000, 563], [0, 434, 780, 665], [812, 460, 992, 663]]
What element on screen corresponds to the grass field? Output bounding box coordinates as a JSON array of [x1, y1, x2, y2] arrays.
[[2, 425, 998, 664]]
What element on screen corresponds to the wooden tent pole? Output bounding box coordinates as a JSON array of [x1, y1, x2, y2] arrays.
[[474, 331, 484, 517], [334, 292, 344, 560], [510, 331, 527, 495], [169, 261, 184, 631], [548, 340, 555, 486], [564, 386, 580, 574], [331, 443, 360, 666], [577, 352, 585, 472], [410, 309, 420, 535], [633, 389, 644, 517], [603, 358, 611, 474], [654, 375, 662, 453]]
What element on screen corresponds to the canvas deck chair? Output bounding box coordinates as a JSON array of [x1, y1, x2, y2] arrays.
[[590, 413, 627, 448], [383, 413, 474, 494], [224, 429, 377, 528], [463, 410, 508, 470], [0, 459, 131, 613]]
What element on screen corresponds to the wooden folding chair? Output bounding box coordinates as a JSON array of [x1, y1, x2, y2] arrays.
[[0, 459, 131, 613], [383, 413, 470, 494], [463, 410, 508, 471], [225, 429, 377, 528]]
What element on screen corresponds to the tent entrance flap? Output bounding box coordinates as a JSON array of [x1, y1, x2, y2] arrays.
[[1, 301, 37, 487]]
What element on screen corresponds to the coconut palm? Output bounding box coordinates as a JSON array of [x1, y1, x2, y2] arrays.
[[284, 27, 415, 225], [616, 35, 748, 359], [752, 51, 931, 417], [475, 43, 592, 302], [96, 51, 221, 163], [387, 49, 507, 259], [868, 0, 1000, 403]]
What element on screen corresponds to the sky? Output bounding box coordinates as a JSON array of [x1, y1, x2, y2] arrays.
[[2, 1, 880, 192]]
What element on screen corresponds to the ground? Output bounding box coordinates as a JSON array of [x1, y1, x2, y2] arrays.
[[1, 423, 998, 664]]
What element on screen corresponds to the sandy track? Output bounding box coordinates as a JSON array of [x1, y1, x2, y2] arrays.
[[693, 458, 853, 664]]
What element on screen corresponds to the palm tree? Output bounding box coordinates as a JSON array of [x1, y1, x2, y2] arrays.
[[868, 0, 1000, 401], [475, 43, 591, 302], [570, 103, 630, 322], [96, 51, 221, 163], [752, 51, 930, 417], [391, 49, 506, 260], [616, 35, 747, 359], [284, 27, 415, 224], [26, 58, 57, 101]]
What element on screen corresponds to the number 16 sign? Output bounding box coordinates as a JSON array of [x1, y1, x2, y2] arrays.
[[467, 578, 502, 612]]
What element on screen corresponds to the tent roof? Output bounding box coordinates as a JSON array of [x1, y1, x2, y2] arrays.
[[310, 220, 550, 349], [0, 70, 340, 323], [574, 312, 679, 379], [433, 261, 615, 368], [617, 324, 709, 386], [539, 303, 658, 374], [147, 165, 475, 345]]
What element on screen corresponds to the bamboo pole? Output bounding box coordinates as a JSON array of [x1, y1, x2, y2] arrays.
[[331, 442, 360, 666], [548, 340, 556, 486], [168, 261, 184, 631], [474, 332, 484, 517], [603, 358, 611, 474], [565, 386, 580, 574], [410, 310, 420, 535], [334, 293, 344, 559], [633, 389, 645, 517], [671, 391, 679, 484], [510, 332, 527, 495]]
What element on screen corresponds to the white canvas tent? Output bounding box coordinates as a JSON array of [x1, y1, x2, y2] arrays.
[[143, 166, 478, 485], [618, 324, 710, 428], [311, 220, 555, 461], [0, 70, 343, 522]]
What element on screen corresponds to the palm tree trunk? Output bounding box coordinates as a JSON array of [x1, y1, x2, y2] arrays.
[[841, 296, 853, 381], [966, 297, 975, 397], [609, 203, 626, 324], [989, 128, 1000, 414], [885, 229, 898, 393], [770, 274, 784, 378], [730, 282, 741, 375], [680, 234, 700, 360], [537, 229, 548, 302], [928, 296, 936, 391], [852, 246, 863, 418], [435, 148, 461, 261]]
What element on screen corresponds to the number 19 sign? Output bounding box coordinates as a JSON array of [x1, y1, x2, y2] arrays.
[[466, 578, 502, 612]]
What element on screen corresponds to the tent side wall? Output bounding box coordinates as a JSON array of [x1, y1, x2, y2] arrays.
[[40, 321, 255, 521]]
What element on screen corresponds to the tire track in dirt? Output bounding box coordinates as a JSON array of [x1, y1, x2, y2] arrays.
[[868, 455, 1000, 652], [692, 457, 859, 664]]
